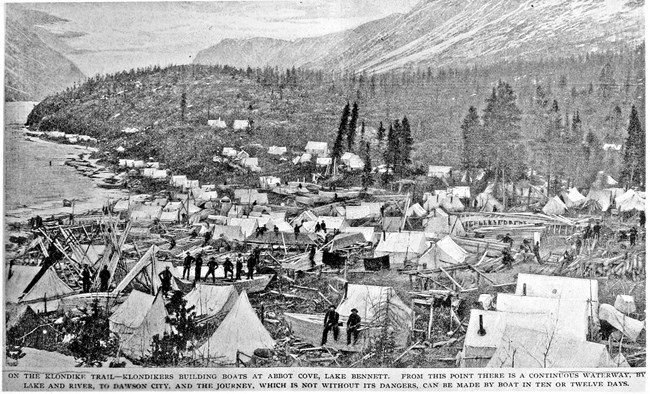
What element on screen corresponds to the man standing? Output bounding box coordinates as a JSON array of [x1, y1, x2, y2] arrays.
[[204, 257, 218, 283], [194, 253, 203, 284], [158, 266, 173, 296], [532, 241, 542, 264], [630, 227, 637, 246], [294, 224, 301, 240], [593, 221, 601, 242], [347, 308, 362, 346], [223, 257, 234, 279], [309, 244, 316, 267], [182, 252, 194, 280], [81, 266, 92, 293], [235, 254, 244, 280], [246, 254, 256, 280], [321, 305, 340, 345], [99, 265, 111, 292], [321, 220, 327, 233]]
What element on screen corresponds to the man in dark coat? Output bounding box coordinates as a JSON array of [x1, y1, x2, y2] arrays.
[[294, 224, 301, 239], [235, 254, 244, 280], [182, 252, 194, 280], [593, 222, 601, 242], [346, 308, 362, 346], [533, 241, 542, 264], [223, 257, 234, 279], [99, 265, 111, 292], [321, 220, 327, 232], [204, 257, 218, 283], [194, 253, 203, 284], [158, 266, 173, 296], [630, 227, 638, 246], [246, 254, 256, 280], [309, 244, 316, 267], [321, 305, 340, 345], [82, 266, 92, 293]]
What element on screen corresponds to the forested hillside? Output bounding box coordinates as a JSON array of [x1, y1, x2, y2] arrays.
[[27, 45, 644, 189]]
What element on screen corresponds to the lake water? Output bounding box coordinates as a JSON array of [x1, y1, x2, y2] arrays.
[[4, 123, 127, 222]]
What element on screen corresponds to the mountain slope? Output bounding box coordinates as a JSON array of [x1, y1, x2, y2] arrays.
[[194, 0, 644, 72], [5, 5, 86, 101]]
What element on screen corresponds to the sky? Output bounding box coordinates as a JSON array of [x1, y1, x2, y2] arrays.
[[13, 1, 421, 75]]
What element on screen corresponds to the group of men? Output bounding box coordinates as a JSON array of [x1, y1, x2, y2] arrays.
[[182, 249, 260, 284], [321, 305, 362, 347]]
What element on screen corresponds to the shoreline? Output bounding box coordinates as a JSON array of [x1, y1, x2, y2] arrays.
[[4, 127, 129, 224]]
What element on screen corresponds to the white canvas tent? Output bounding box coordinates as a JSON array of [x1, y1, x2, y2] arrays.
[[112, 246, 179, 295], [495, 293, 589, 341], [584, 188, 612, 211], [486, 325, 616, 368], [198, 291, 275, 364], [6, 266, 73, 312], [561, 187, 586, 208], [109, 290, 171, 359], [515, 273, 599, 321], [406, 203, 427, 218], [233, 119, 250, 130], [423, 215, 465, 238], [374, 231, 427, 269], [208, 118, 227, 128], [212, 225, 246, 241], [184, 284, 238, 318], [542, 195, 567, 215], [615, 190, 645, 212], [305, 141, 328, 157], [267, 146, 287, 155]]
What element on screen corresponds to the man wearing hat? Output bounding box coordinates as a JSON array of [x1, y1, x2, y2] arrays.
[[321, 305, 340, 345], [204, 256, 218, 283], [235, 253, 244, 280], [182, 251, 194, 280], [347, 308, 362, 346], [158, 266, 173, 296]]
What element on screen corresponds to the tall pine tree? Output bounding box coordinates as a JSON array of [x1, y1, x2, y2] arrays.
[[377, 121, 385, 141], [347, 102, 359, 150], [362, 142, 373, 187], [399, 116, 413, 174], [482, 81, 524, 180], [621, 105, 645, 185], [384, 123, 400, 172], [332, 102, 349, 161], [460, 106, 480, 170]]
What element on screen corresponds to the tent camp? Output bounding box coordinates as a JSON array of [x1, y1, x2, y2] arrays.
[[615, 190, 646, 212], [212, 225, 246, 242], [233, 119, 250, 130], [560, 187, 586, 208], [197, 291, 275, 364], [495, 293, 589, 341], [486, 326, 616, 368], [184, 284, 238, 318], [515, 273, 599, 320], [374, 231, 428, 269], [423, 214, 465, 238], [337, 284, 413, 347], [228, 217, 259, 237], [267, 146, 287, 155], [460, 309, 575, 368], [406, 203, 427, 218], [419, 236, 468, 269], [428, 165, 452, 178], [207, 118, 227, 128], [542, 196, 567, 215], [472, 192, 503, 212], [6, 266, 73, 312], [305, 141, 329, 157], [583, 189, 612, 211], [109, 290, 171, 359]]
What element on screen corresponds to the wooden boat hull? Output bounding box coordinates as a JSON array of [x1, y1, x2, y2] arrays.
[[58, 292, 127, 313], [284, 312, 368, 351], [178, 274, 273, 294]]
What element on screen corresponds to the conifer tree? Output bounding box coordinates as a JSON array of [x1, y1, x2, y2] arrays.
[[482, 81, 524, 180], [332, 102, 349, 161], [571, 110, 582, 141], [384, 123, 399, 172], [180, 92, 187, 121], [362, 142, 373, 187], [621, 105, 645, 185], [377, 121, 385, 141], [460, 106, 480, 170], [399, 116, 414, 174], [347, 102, 359, 150]]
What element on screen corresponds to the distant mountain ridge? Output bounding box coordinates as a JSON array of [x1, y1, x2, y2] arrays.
[[194, 0, 644, 72], [5, 5, 86, 101]]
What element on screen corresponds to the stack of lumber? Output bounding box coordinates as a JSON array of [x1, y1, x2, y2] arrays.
[[559, 253, 645, 279]]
